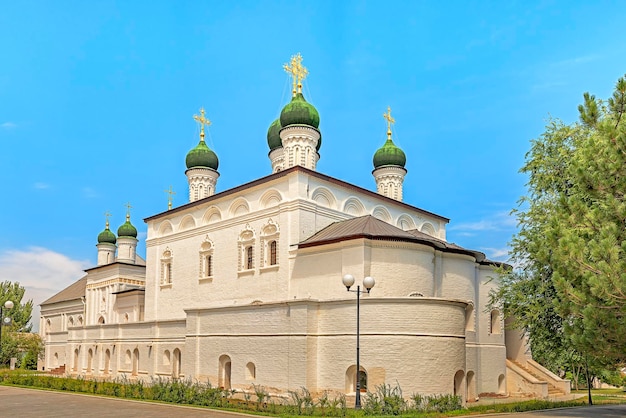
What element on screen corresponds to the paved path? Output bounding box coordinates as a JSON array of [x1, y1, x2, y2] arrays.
[[0, 386, 250, 417], [2, 386, 625, 417], [495, 403, 626, 417]]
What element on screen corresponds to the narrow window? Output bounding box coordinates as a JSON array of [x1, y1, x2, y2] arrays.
[[206, 255, 213, 276], [246, 246, 253, 269], [269, 240, 277, 265]]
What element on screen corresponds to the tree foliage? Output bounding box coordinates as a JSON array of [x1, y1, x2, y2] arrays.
[[1, 280, 37, 367], [493, 74, 626, 372]]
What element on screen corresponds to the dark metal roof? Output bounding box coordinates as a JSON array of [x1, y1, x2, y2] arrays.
[[299, 215, 503, 266], [40, 276, 87, 306]]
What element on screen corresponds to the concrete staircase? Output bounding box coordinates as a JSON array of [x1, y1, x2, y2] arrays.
[[506, 359, 571, 398], [511, 360, 564, 396], [48, 365, 66, 375]]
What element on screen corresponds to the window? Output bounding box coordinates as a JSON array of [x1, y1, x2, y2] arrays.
[[238, 224, 255, 272], [260, 219, 280, 268], [269, 241, 277, 265], [246, 246, 254, 269], [206, 255, 213, 276], [199, 237, 214, 279], [161, 248, 173, 285]]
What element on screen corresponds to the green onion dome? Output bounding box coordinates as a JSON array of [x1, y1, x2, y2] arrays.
[[185, 140, 219, 170], [267, 118, 282, 151], [117, 215, 138, 238], [97, 223, 116, 244], [373, 138, 406, 168], [280, 93, 320, 129]]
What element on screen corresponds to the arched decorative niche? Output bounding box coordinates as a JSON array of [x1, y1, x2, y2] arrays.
[[372, 206, 392, 223], [229, 198, 250, 217], [259, 189, 283, 209], [246, 362, 256, 380], [420, 222, 436, 236], [158, 220, 174, 236], [343, 197, 366, 216], [396, 214, 416, 231], [179, 215, 196, 231], [465, 302, 476, 332], [202, 206, 222, 225], [311, 187, 337, 209]]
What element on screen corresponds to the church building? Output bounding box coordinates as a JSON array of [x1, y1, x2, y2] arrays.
[[40, 54, 568, 402]]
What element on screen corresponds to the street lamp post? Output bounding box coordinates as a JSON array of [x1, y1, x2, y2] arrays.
[[342, 274, 375, 409], [0, 300, 14, 361]]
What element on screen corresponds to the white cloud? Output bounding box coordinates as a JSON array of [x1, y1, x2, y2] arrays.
[[1, 122, 16, 129], [480, 247, 510, 261], [449, 211, 516, 232], [0, 247, 90, 331], [82, 187, 99, 198], [34, 182, 50, 189]]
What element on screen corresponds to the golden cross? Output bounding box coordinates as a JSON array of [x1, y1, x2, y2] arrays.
[[164, 185, 176, 210], [294, 54, 308, 93], [383, 106, 395, 139], [124, 202, 132, 220], [193, 107, 211, 140], [104, 211, 111, 228], [283, 55, 299, 96], [284, 53, 308, 95]]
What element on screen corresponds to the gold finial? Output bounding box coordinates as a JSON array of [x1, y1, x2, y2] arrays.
[[383, 106, 395, 140], [283, 53, 308, 96], [124, 202, 132, 221], [193, 107, 211, 141], [104, 211, 112, 229], [164, 186, 176, 210]]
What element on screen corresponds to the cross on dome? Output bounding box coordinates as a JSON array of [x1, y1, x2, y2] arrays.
[[383, 106, 395, 139], [193, 107, 211, 140], [283, 53, 308, 96]]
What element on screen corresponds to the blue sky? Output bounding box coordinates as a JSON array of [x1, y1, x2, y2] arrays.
[[2, 1, 626, 324]]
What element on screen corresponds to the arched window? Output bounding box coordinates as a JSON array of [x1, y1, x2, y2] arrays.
[[199, 237, 214, 279], [163, 350, 171, 366], [269, 241, 277, 265], [161, 248, 173, 285], [260, 219, 280, 268], [246, 246, 254, 269], [98, 316, 105, 325], [238, 224, 255, 272]]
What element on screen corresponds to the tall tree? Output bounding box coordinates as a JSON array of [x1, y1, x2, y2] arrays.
[[494, 75, 626, 374]]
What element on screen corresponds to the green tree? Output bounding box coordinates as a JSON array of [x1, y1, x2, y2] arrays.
[[493, 74, 626, 380], [0, 280, 33, 332], [1, 281, 35, 367]]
